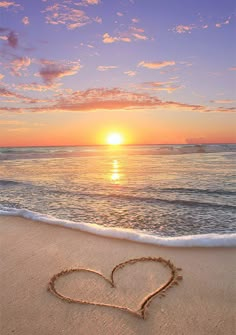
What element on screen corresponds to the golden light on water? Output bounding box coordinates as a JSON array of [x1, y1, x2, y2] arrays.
[[111, 172, 120, 182], [107, 133, 123, 145], [110, 159, 121, 183]]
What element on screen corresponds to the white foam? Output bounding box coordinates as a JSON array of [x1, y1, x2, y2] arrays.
[[0, 206, 235, 247]]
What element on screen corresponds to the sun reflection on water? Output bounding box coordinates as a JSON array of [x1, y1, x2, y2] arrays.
[[110, 159, 121, 184]]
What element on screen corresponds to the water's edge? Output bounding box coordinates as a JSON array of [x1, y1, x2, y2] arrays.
[[1, 206, 235, 247]]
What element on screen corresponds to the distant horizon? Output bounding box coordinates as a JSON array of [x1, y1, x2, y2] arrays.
[[1, 142, 236, 149]]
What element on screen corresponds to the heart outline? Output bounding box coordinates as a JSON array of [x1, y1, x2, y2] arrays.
[[48, 257, 183, 319]]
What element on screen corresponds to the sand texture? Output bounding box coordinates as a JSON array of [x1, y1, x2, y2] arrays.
[[0, 216, 235, 335]]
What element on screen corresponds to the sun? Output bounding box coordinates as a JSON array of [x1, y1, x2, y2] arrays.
[[107, 133, 123, 145]]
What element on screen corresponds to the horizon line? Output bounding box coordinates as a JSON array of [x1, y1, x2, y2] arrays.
[[0, 142, 236, 149]]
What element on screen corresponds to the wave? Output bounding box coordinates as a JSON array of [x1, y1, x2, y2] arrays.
[[0, 206, 235, 247], [46, 189, 236, 210], [0, 179, 26, 187], [0, 144, 235, 161], [161, 187, 236, 196], [104, 194, 236, 210]]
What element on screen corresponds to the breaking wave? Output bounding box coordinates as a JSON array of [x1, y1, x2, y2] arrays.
[[0, 206, 235, 247]]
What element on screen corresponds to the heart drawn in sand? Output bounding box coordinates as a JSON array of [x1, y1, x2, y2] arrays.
[[48, 257, 183, 319]]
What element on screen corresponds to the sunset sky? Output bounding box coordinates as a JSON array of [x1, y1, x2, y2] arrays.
[[0, 0, 235, 146]]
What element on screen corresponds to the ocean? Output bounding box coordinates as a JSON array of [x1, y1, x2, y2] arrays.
[[0, 144, 236, 247]]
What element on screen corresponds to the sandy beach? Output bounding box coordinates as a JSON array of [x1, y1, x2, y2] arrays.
[[0, 215, 235, 335]]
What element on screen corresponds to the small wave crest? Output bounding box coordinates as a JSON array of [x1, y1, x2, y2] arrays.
[[0, 179, 25, 187], [0, 206, 235, 247], [161, 187, 236, 196]]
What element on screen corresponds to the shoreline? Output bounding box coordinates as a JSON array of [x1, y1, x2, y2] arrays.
[[1, 207, 235, 247], [1, 215, 235, 334]]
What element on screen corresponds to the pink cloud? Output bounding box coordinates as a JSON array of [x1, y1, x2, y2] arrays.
[[138, 61, 176, 69], [22, 16, 30, 25], [211, 99, 235, 104], [124, 71, 136, 77], [74, 0, 101, 6], [172, 24, 196, 34], [131, 26, 145, 33], [93, 16, 102, 24], [132, 33, 148, 40], [38, 59, 81, 84], [17, 82, 61, 92], [215, 17, 231, 28], [0, 1, 19, 8], [97, 65, 118, 71], [141, 81, 182, 93], [0, 87, 235, 115], [43, 2, 100, 30], [7, 31, 18, 48], [103, 33, 131, 44], [0, 86, 36, 102], [10, 57, 31, 76]]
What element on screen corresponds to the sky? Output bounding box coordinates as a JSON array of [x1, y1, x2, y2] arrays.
[[0, 0, 235, 146]]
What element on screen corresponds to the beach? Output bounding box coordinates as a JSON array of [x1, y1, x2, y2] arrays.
[[1, 215, 235, 335]]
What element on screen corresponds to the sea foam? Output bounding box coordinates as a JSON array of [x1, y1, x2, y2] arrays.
[[0, 206, 235, 247]]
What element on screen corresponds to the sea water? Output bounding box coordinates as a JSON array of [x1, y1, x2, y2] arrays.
[[0, 144, 236, 246]]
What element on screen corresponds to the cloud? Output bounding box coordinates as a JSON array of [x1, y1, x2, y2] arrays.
[[229, 67, 236, 71], [215, 17, 231, 28], [211, 99, 235, 104], [22, 16, 30, 25], [0, 87, 235, 114], [7, 30, 18, 48], [141, 81, 182, 93], [85, 0, 100, 4], [132, 33, 148, 40], [131, 26, 145, 33], [124, 71, 136, 77], [132, 18, 139, 23], [0, 86, 37, 102], [138, 60, 175, 69], [37, 59, 81, 84], [93, 16, 102, 24], [74, 0, 101, 6], [97, 65, 118, 71], [103, 24, 149, 44], [212, 107, 236, 113], [80, 42, 94, 48], [171, 23, 209, 34], [43, 2, 100, 30], [16, 82, 61, 92], [10, 57, 31, 76], [0, 73, 4, 80], [172, 16, 232, 34], [0, 27, 20, 49], [0, 1, 19, 8], [102, 33, 131, 43], [172, 24, 196, 34], [117, 12, 123, 17]]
